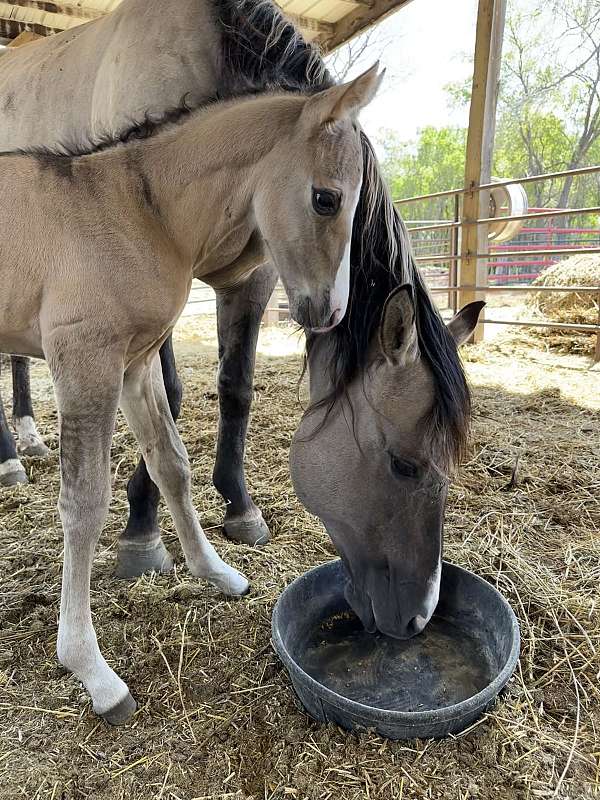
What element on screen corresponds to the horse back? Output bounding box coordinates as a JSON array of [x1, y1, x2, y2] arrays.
[[0, 0, 221, 151]]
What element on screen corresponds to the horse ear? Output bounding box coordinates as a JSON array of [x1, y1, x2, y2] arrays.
[[447, 301, 486, 347], [303, 63, 384, 128], [379, 285, 420, 367]]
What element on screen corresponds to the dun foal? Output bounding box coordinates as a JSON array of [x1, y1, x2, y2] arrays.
[[0, 69, 381, 722]]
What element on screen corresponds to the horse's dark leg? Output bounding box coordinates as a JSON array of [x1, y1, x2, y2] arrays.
[[11, 356, 50, 457], [0, 358, 27, 486], [213, 264, 278, 545], [114, 337, 180, 578]]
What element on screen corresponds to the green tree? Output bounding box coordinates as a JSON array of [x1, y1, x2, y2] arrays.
[[380, 126, 466, 219], [380, 1, 600, 212], [500, 0, 600, 207]]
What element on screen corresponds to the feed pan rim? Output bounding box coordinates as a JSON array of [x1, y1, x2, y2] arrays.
[[272, 559, 520, 725]]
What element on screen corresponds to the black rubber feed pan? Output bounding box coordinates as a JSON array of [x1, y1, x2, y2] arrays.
[[272, 560, 520, 740]]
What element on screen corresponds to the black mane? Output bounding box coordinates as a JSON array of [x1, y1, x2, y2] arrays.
[[216, 0, 471, 467], [215, 0, 332, 96]]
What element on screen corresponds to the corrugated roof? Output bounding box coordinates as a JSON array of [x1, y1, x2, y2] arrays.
[[0, 0, 412, 52]]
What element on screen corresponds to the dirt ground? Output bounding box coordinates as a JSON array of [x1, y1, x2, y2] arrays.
[[0, 320, 599, 800]]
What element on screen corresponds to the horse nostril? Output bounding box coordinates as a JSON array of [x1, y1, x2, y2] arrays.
[[328, 308, 341, 328], [309, 306, 342, 334], [405, 616, 425, 638]]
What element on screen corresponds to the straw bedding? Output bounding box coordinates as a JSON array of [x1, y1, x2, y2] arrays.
[[0, 322, 598, 800]]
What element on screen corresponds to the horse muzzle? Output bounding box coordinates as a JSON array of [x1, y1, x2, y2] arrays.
[[290, 292, 346, 333], [344, 564, 441, 641]]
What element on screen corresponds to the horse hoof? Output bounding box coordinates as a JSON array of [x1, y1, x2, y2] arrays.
[[0, 460, 28, 487], [223, 510, 270, 546], [100, 692, 137, 726], [19, 441, 50, 458], [115, 532, 174, 578], [14, 418, 50, 459]]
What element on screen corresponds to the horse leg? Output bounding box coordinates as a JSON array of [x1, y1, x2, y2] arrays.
[[213, 264, 278, 545], [48, 339, 135, 724], [0, 357, 27, 486], [120, 354, 248, 596], [114, 337, 179, 578], [12, 356, 50, 457]]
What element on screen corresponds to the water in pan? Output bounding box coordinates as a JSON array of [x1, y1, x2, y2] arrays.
[[298, 611, 494, 712]]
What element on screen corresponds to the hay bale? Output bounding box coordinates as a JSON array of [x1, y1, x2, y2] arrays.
[[526, 254, 600, 354], [527, 254, 600, 323]]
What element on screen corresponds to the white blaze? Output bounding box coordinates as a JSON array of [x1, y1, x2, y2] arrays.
[[329, 186, 361, 324], [330, 240, 351, 322], [415, 558, 442, 630]]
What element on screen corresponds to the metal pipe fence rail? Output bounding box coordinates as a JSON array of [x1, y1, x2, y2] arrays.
[[396, 163, 600, 362]]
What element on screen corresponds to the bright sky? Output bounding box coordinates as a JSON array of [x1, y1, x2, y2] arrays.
[[334, 0, 479, 146]]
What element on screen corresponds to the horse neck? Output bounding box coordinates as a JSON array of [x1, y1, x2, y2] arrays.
[[130, 94, 304, 270]]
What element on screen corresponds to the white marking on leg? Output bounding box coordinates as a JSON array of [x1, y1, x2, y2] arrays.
[[14, 415, 48, 455], [58, 538, 131, 716], [0, 458, 25, 477]]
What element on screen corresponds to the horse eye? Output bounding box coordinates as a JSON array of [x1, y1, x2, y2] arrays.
[[312, 187, 341, 216], [390, 454, 419, 480]]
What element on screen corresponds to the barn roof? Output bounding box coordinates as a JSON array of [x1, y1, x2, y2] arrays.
[[0, 0, 413, 52]]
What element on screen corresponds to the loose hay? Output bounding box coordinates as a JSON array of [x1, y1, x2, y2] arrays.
[[0, 323, 599, 800]]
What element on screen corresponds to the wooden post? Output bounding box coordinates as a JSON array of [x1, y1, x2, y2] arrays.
[[450, 193, 460, 314], [263, 298, 280, 325], [595, 290, 600, 364], [459, 0, 506, 340], [263, 285, 282, 326]]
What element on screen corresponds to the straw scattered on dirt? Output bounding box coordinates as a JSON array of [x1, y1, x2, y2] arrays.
[[0, 321, 599, 800]]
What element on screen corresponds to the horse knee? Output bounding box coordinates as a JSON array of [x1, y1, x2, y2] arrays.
[[217, 367, 252, 419], [59, 487, 110, 533]]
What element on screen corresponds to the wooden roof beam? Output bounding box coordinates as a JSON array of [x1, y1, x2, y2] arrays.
[[285, 12, 334, 37], [0, 1, 88, 38], [2, 1, 103, 21], [6, 27, 41, 44], [321, 0, 414, 52], [0, 3, 334, 41]]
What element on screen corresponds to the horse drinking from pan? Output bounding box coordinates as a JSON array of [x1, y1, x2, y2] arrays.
[[0, 0, 484, 711]]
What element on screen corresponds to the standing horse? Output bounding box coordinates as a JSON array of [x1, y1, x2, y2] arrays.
[[0, 0, 482, 654], [0, 71, 383, 721]]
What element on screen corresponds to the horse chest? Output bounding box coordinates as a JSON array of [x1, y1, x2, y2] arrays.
[[198, 231, 266, 291]]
